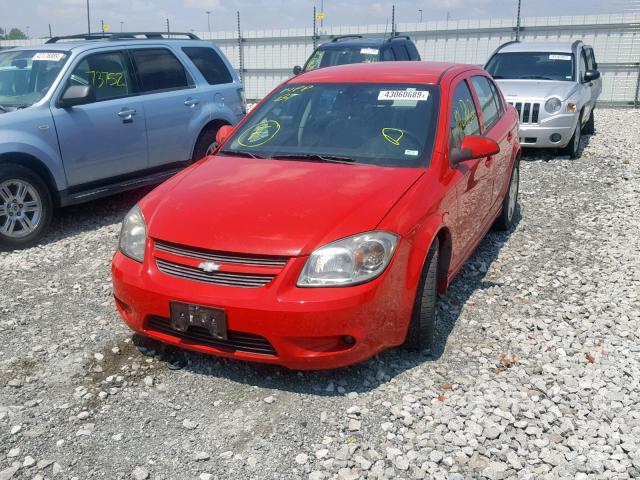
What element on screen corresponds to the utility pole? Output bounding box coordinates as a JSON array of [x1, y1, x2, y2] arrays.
[[86, 0, 91, 34], [313, 6, 317, 49], [391, 5, 396, 37], [206, 11, 211, 34], [515, 0, 522, 41], [320, 0, 324, 28], [237, 11, 244, 87], [166, 18, 170, 34]]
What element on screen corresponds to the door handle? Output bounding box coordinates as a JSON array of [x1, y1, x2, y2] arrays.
[[184, 98, 199, 107], [117, 108, 136, 123]]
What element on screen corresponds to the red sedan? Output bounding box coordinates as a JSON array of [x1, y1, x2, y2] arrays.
[[112, 62, 521, 370]]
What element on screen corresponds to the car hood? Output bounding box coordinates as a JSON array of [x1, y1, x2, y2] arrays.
[[495, 80, 578, 101], [143, 156, 423, 257]]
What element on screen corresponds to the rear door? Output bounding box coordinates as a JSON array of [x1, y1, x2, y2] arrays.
[[470, 75, 511, 207], [129, 47, 196, 168], [51, 49, 147, 187]]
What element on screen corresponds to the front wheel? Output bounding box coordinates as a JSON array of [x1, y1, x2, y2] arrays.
[[403, 238, 439, 351], [494, 160, 520, 231], [560, 115, 582, 159], [582, 109, 595, 135], [0, 165, 53, 250], [192, 126, 223, 163]]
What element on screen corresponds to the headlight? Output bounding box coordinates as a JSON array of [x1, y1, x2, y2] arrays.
[[118, 205, 147, 262], [297, 231, 399, 287], [545, 97, 562, 114]]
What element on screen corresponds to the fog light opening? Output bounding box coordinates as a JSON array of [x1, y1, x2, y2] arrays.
[[342, 335, 356, 346], [550, 133, 562, 143]]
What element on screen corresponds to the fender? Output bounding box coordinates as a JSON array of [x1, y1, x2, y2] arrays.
[[0, 135, 66, 192], [188, 106, 238, 159]]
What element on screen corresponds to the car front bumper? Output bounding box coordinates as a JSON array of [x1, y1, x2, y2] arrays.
[[111, 241, 415, 370], [517, 112, 578, 149]]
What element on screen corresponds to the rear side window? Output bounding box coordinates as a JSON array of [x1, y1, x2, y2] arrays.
[[471, 76, 501, 130], [450, 80, 480, 152], [130, 48, 189, 93], [68, 51, 134, 101], [392, 44, 410, 60], [381, 48, 394, 61], [406, 42, 421, 60], [182, 47, 232, 85]]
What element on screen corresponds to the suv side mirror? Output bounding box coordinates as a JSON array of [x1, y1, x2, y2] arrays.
[[216, 125, 235, 146], [293, 65, 303, 75], [583, 69, 600, 83], [450, 135, 500, 166], [59, 85, 95, 107]]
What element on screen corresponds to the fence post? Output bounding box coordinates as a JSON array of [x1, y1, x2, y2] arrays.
[[391, 5, 396, 36], [237, 11, 245, 88], [313, 6, 317, 50], [635, 62, 640, 108], [515, 0, 522, 41]]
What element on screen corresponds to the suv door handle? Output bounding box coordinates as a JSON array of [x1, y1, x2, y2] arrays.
[[184, 98, 199, 107], [117, 108, 136, 123]]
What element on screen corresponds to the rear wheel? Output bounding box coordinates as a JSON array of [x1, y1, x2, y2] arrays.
[[192, 125, 224, 162], [583, 109, 595, 135], [0, 165, 53, 250], [403, 238, 439, 351], [493, 160, 520, 231]]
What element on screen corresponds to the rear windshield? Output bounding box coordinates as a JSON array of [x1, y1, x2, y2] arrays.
[[222, 82, 439, 168], [304, 47, 380, 71], [486, 52, 575, 82]]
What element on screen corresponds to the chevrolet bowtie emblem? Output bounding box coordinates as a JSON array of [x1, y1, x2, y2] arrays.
[[198, 261, 221, 272]]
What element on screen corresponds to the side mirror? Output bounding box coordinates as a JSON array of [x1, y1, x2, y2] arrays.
[[583, 69, 600, 82], [59, 85, 95, 107], [216, 125, 235, 146], [293, 65, 303, 75], [450, 135, 500, 166]]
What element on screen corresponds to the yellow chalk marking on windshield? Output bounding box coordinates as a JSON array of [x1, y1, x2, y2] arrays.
[[237, 119, 281, 147], [274, 85, 314, 102], [382, 128, 404, 146]]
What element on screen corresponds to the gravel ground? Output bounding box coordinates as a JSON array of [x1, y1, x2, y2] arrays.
[[1, 108, 639, 480]]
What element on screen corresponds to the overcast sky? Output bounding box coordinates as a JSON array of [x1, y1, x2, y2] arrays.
[[1, 0, 630, 38]]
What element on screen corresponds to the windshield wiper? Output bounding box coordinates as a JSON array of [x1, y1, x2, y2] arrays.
[[270, 153, 356, 164], [519, 75, 554, 80], [219, 149, 264, 159]]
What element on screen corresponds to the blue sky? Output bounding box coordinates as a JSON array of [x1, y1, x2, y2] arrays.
[[1, 0, 630, 38]]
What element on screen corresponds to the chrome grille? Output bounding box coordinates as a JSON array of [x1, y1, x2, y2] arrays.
[[509, 101, 541, 124], [146, 316, 277, 356], [156, 258, 275, 288], [155, 239, 289, 268]]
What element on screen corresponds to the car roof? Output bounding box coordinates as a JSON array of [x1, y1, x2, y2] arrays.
[[288, 61, 475, 85], [319, 37, 389, 49], [499, 41, 579, 54]]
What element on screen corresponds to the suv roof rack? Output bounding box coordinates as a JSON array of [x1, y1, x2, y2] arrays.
[[330, 35, 363, 43], [45, 32, 200, 44], [386, 35, 411, 42]]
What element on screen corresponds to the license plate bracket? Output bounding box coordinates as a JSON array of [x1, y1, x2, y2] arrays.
[[169, 302, 228, 340]]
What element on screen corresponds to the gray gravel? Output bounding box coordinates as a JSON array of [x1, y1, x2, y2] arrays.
[[1, 108, 639, 479]]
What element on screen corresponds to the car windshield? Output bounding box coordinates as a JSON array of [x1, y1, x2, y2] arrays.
[[304, 47, 380, 71], [486, 52, 575, 81], [222, 83, 439, 168], [0, 50, 69, 108]]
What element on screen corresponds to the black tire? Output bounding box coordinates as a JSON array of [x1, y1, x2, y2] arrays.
[[403, 238, 439, 351], [192, 125, 224, 162], [493, 160, 520, 231], [582, 109, 595, 135], [560, 114, 582, 159], [0, 165, 53, 250]]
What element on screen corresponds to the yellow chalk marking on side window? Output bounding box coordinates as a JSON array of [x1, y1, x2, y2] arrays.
[[382, 128, 404, 146]]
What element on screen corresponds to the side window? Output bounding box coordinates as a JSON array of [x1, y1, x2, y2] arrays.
[[392, 44, 409, 60], [67, 51, 133, 102], [585, 47, 597, 70], [579, 49, 588, 80], [130, 48, 189, 93], [471, 75, 501, 130], [449, 80, 480, 153], [381, 48, 394, 61], [182, 46, 232, 85], [488, 80, 504, 116]]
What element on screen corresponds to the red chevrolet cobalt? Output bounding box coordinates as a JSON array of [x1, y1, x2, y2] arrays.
[[112, 62, 520, 370]]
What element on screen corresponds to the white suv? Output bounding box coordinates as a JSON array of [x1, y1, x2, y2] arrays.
[[485, 40, 602, 158]]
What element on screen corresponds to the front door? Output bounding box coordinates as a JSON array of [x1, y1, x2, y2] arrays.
[[51, 50, 147, 187], [449, 78, 494, 259]]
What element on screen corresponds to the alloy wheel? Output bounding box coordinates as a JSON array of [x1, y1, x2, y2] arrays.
[[0, 179, 43, 238]]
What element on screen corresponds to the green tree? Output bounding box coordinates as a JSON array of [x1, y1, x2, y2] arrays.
[[7, 28, 28, 40]]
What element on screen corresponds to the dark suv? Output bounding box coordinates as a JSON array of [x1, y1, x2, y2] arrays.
[[293, 35, 420, 74]]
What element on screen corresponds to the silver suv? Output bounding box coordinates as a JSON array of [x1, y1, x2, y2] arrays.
[[485, 41, 601, 158]]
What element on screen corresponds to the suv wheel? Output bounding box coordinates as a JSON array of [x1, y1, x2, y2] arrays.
[[0, 166, 52, 249], [560, 114, 582, 159], [583, 109, 595, 135], [192, 126, 223, 162]]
